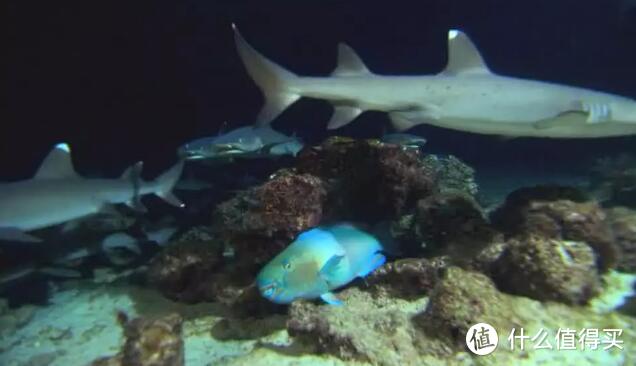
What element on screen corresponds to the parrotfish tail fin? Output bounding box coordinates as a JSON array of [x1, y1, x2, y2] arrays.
[[357, 252, 386, 278], [154, 160, 185, 208], [232, 24, 300, 126], [372, 221, 402, 256]]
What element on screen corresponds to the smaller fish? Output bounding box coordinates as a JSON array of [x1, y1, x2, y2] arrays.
[[256, 224, 387, 305], [380, 133, 427, 148]]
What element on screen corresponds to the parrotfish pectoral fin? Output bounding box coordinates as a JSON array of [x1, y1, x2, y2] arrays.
[[320, 292, 343, 306], [0, 227, 42, 243], [319, 254, 345, 282], [357, 253, 386, 278]]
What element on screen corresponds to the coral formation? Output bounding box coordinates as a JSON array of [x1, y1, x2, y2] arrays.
[[366, 257, 448, 299], [415, 266, 507, 345], [605, 207, 636, 273], [146, 239, 223, 303], [296, 137, 437, 221], [91, 312, 184, 366], [491, 185, 617, 271], [589, 153, 636, 207], [394, 190, 496, 257], [492, 237, 601, 304], [421, 154, 478, 196]]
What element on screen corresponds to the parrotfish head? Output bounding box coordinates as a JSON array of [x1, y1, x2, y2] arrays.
[[256, 247, 329, 304]]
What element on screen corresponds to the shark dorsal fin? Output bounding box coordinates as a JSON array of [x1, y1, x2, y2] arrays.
[[443, 29, 491, 76], [332, 43, 371, 76], [34, 143, 77, 179]]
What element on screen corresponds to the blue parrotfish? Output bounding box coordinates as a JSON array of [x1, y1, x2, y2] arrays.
[[256, 224, 387, 306]]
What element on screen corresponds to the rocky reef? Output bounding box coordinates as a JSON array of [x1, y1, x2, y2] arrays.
[[111, 138, 636, 366]]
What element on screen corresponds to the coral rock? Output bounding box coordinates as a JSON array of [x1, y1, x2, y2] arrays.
[[147, 240, 223, 303], [296, 137, 436, 221], [366, 257, 448, 299], [421, 154, 478, 196], [91, 313, 184, 366], [286, 288, 434, 365], [394, 190, 497, 257], [605, 207, 636, 272], [216, 173, 327, 239], [415, 267, 505, 345], [491, 185, 617, 271], [492, 237, 601, 304]]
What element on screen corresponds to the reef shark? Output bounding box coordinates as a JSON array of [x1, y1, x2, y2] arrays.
[[178, 125, 304, 161], [0, 143, 184, 242], [233, 25, 636, 138]]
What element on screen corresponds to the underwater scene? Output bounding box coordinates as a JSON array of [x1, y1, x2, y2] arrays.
[[4, 0, 636, 365]]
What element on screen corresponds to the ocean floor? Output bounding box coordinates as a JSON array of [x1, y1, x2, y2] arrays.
[[0, 268, 635, 366]]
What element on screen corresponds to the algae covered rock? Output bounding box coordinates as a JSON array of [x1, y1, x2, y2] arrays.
[[492, 237, 601, 305], [366, 257, 448, 299], [296, 137, 437, 221], [286, 288, 436, 365], [421, 154, 478, 196], [391, 190, 497, 259], [491, 185, 617, 271], [215, 172, 327, 239], [91, 312, 184, 366], [605, 207, 636, 272], [415, 267, 507, 346], [146, 239, 223, 303]]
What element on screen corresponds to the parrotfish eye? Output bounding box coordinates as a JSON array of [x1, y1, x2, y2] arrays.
[[281, 259, 293, 271]]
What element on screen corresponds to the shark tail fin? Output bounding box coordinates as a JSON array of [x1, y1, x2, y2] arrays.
[[233, 24, 300, 126], [154, 160, 185, 208]]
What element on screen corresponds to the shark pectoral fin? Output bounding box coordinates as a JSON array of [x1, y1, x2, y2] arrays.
[[327, 105, 363, 129], [332, 43, 371, 76], [389, 105, 441, 131], [320, 292, 343, 306], [357, 253, 386, 278], [125, 200, 148, 213], [0, 228, 42, 243]]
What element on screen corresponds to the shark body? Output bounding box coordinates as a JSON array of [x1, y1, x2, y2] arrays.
[[0, 143, 184, 242], [234, 26, 636, 138], [178, 125, 304, 161]]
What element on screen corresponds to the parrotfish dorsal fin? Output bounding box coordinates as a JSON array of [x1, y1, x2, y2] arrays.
[[332, 43, 371, 76], [34, 143, 77, 179], [442, 29, 491, 76]]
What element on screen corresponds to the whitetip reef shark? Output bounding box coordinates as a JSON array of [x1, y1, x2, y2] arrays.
[[0, 143, 184, 242], [233, 25, 636, 138]]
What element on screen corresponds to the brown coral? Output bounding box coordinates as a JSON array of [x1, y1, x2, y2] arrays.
[[91, 313, 184, 366], [492, 237, 601, 305], [146, 240, 223, 303], [296, 137, 436, 221], [605, 207, 636, 272], [366, 257, 448, 299], [491, 185, 617, 271]]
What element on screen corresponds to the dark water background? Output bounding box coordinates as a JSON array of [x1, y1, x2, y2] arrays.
[[5, 0, 636, 179]]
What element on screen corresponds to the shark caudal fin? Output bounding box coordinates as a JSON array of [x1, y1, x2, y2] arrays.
[[154, 160, 185, 208], [233, 24, 300, 126]]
